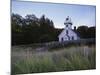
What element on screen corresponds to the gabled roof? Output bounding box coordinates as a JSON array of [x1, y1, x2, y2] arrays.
[[58, 28, 80, 38], [72, 29, 80, 37], [58, 28, 65, 37]]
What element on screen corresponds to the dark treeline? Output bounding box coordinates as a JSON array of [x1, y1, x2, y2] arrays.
[[11, 13, 61, 45], [11, 13, 95, 45], [77, 26, 96, 38]]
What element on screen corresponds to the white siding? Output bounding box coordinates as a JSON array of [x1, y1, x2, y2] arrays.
[[58, 28, 79, 42]]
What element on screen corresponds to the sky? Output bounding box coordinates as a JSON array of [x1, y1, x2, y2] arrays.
[[11, 0, 96, 29]]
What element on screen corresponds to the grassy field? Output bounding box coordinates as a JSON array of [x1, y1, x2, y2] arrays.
[[11, 44, 96, 75]]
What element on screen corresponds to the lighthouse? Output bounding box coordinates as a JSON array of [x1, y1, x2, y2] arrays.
[[64, 16, 73, 29], [58, 16, 80, 42]]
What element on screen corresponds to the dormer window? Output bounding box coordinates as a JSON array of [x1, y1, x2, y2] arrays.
[[66, 17, 69, 21]]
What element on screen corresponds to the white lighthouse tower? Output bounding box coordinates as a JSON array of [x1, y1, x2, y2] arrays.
[[58, 16, 80, 42], [64, 16, 73, 29]]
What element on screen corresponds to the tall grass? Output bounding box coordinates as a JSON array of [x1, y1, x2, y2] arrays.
[[11, 45, 96, 75]]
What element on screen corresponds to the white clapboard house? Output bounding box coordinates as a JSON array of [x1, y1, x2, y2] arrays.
[[58, 16, 80, 42]]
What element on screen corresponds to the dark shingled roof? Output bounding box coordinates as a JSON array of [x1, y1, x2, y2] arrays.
[[72, 29, 80, 37]]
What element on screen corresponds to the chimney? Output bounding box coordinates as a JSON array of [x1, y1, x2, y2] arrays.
[[74, 26, 76, 31]]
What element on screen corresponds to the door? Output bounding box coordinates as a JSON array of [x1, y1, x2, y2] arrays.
[[72, 36, 74, 40], [61, 37, 63, 42]]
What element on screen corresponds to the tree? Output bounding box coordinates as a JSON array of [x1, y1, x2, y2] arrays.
[[11, 14, 24, 45], [77, 26, 96, 39], [87, 27, 96, 38], [11, 13, 23, 33], [11, 13, 56, 45], [77, 26, 88, 38], [38, 15, 56, 42], [25, 14, 39, 26]]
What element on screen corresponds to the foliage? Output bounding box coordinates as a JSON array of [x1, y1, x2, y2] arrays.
[[11, 45, 96, 74], [11, 14, 58, 45], [77, 26, 96, 38], [11, 13, 96, 45]]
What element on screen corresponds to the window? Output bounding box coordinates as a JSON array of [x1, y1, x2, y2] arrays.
[[61, 38, 63, 42], [66, 17, 69, 20], [68, 37, 70, 40], [66, 25, 68, 27], [66, 30, 68, 34]]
